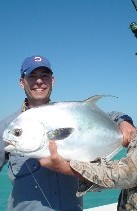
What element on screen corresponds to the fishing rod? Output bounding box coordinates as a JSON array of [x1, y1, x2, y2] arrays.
[[130, 0, 137, 38], [130, 0, 137, 54], [131, 0, 137, 11]]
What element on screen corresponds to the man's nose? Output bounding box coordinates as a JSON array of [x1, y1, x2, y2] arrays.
[[36, 77, 44, 83]]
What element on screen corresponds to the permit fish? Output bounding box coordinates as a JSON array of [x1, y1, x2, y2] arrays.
[[3, 95, 123, 161]]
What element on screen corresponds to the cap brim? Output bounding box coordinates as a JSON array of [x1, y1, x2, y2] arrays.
[[24, 65, 53, 75]]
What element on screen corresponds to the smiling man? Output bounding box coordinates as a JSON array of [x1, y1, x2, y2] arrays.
[[0, 55, 84, 211], [0, 55, 135, 211]]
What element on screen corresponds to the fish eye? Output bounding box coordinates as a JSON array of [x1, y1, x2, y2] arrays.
[[14, 129, 22, 137]]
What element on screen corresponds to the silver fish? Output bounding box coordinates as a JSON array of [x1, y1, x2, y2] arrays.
[[3, 95, 123, 161]]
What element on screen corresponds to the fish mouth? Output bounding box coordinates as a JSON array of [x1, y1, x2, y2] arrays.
[[3, 139, 16, 150], [4, 139, 15, 146], [4, 139, 24, 154]]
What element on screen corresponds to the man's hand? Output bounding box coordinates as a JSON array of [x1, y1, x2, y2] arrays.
[[118, 121, 136, 147], [39, 141, 66, 171], [39, 141, 75, 175]]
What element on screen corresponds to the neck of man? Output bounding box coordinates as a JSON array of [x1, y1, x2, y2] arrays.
[[27, 98, 50, 108]]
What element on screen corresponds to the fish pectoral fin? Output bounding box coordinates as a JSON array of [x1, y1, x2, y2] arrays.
[[47, 128, 74, 140]]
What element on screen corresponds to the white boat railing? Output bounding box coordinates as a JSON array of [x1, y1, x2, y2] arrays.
[[84, 202, 117, 210]]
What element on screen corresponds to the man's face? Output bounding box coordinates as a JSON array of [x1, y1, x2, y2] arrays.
[[20, 67, 54, 107]]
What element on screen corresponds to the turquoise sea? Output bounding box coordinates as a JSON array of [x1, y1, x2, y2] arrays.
[[0, 149, 126, 210]]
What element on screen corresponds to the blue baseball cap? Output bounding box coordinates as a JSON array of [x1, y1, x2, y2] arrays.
[[20, 55, 53, 76]]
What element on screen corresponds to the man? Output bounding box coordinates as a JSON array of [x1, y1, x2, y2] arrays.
[[0, 55, 135, 211]]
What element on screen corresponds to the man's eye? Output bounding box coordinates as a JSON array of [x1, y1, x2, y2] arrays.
[[14, 129, 22, 137], [28, 74, 48, 78], [41, 74, 48, 77], [28, 75, 35, 78]]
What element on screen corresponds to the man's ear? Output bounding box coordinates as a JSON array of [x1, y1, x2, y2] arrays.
[[52, 76, 55, 87], [20, 78, 24, 89]]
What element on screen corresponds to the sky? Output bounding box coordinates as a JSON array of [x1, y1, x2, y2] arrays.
[[0, 0, 137, 124]]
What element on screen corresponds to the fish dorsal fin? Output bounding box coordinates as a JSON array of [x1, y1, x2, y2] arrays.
[[85, 94, 118, 104], [47, 128, 74, 140], [84, 95, 118, 110], [84, 94, 118, 113]]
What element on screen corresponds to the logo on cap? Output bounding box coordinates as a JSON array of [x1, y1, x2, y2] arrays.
[[34, 56, 42, 62]]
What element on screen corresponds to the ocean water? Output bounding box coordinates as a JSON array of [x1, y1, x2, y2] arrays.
[[0, 149, 126, 210]]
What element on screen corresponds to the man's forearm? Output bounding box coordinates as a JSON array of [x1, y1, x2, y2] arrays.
[[70, 132, 137, 190]]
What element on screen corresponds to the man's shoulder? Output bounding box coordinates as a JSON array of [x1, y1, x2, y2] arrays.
[[0, 109, 21, 131]]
